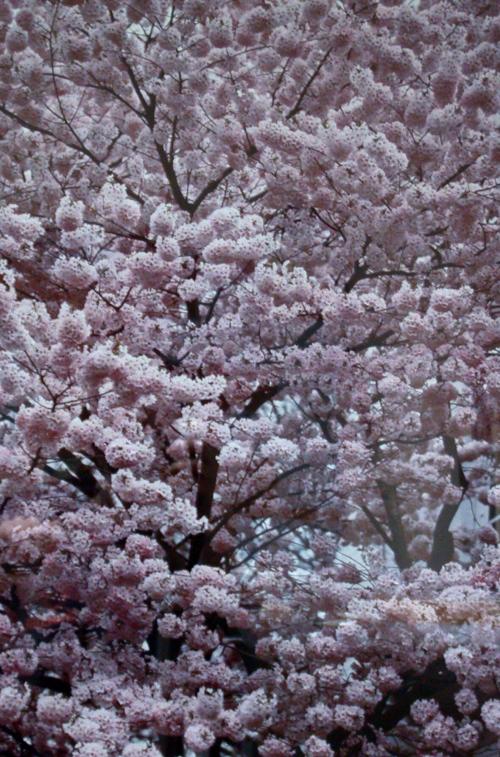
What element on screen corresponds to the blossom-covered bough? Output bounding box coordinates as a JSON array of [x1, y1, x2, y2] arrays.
[[0, 0, 499, 754]]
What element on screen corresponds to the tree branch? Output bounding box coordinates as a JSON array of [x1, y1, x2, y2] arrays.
[[428, 435, 468, 571], [329, 658, 459, 749], [438, 159, 477, 190], [207, 463, 310, 545], [286, 47, 333, 120], [376, 481, 412, 570], [188, 442, 220, 568]]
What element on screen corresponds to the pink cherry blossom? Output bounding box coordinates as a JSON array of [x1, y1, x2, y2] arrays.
[[0, 1, 498, 755]]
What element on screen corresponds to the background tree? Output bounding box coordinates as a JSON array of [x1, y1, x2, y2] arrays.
[[0, 0, 499, 755]]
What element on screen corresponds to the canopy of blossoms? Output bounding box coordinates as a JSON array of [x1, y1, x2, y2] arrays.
[[0, 0, 498, 755]]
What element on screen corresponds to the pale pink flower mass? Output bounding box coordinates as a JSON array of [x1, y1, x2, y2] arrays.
[[0, 0, 498, 755]]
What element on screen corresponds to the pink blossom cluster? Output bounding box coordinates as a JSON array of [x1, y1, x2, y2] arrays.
[[0, 0, 498, 754]]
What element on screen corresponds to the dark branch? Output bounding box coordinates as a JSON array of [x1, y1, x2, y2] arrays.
[[428, 435, 468, 571], [377, 481, 412, 570], [286, 47, 333, 119], [438, 159, 477, 190]]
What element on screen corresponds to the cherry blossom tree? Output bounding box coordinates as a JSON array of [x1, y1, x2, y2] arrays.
[[0, 0, 499, 754]]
